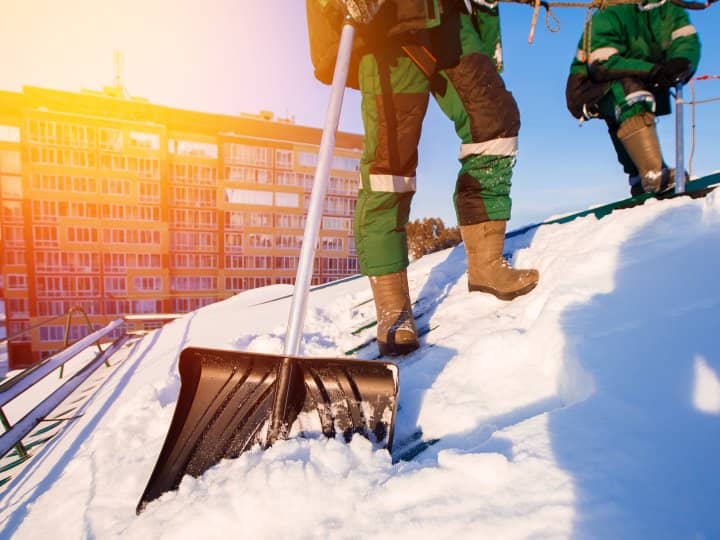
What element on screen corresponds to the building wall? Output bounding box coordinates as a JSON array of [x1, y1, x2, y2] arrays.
[[0, 86, 363, 364]]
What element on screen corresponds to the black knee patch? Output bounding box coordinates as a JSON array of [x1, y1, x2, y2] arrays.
[[456, 173, 489, 225]]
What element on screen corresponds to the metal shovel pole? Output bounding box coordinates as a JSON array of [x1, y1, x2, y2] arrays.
[[675, 84, 686, 194], [267, 21, 356, 445]]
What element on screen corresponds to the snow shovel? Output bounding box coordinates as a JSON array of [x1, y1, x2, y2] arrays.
[[137, 21, 399, 514]]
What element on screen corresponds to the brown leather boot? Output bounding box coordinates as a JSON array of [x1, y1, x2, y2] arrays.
[[461, 220, 539, 300], [617, 112, 673, 194], [369, 270, 419, 356]]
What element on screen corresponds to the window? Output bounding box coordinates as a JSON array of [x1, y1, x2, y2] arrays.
[[133, 276, 163, 292], [68, 202, 98, 218], [7, 274, 27, 290], [38, 301, 65, 317], [224, 211, 244, 230], [307, 195, 356, 216], [3, 200, 23, 222], [248, 233, 272, 249], [224, 166, 270, 184], [224, 143, 271, 167], [73, 277, 100, 296], [102, 178, 131, 196], [0, 150, 21, 173], [132, 299, 161, 314], [323, 217, 351, 231], [172, 186, 215, 206], [276, 149, 292, 169], [40, 325, 65, 342], [275, 192, 298, 208], [329, 175, 359, 195], [105, 300, 132, 316], [33, 225, 59, 247], [104, 253, 126, 272], [29, 147, 94, 168], [332, 155, 360, 172], [298, 151, 317, 168], [225, 188, 273, 206], [276, 171, 298, 186], [98, 128, 124, 151], [225, 276, 272, 291], [36, 276, 64, 297], [171, 209, 217, 228], [139, 182, 161, 202], [299, 153, 359, 172], [172, 163, 217, 185], [4, 225, 25, 247], [297, 173, 315, 192], [0, 125, 20, 142], [275, 213, 306, 229], [67, 226, 98, 243], [275, 256, 299, 270], [171, 297, 214, 313], [321, 236, 344, 251], [128, 131, 160, 150], [129, 253, 162, 269], [1, 175, 22, 198], [171, 253, 218, 269], [244, 256, 272, 269], [171, 139, 218, 159], [31, 174, 96, 193], [276, 234, 303, 250], [171, 276, 217, 291], [224, 232, 243, 252], [137, 157, 160, 178], [5, 250, 26, 266], [248, 212, 272, 227], [171, 231, 217, 251], [225, 277, 244, 291], [27, 119, 56, 144], [104, 277, 127, 294]]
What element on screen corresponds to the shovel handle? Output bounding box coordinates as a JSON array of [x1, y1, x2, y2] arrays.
[[268, 21, 356, 445], [283, 21, 355, 358]]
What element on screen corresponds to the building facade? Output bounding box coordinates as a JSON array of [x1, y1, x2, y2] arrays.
[[0, 86, 363, 365]]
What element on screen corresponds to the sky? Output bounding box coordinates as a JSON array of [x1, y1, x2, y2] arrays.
[[1, 185, 719, 538], [0, 0, 718, 227]]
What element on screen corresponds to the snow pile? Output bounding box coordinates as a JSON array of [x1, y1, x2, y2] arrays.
[[1, 191, 720, 539]]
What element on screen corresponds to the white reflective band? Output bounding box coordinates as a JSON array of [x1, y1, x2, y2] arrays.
[[459, 137, 518, 159], [589, 47, 619, 64], [625, 90, 655, 106], [615, 91, 656, 121], [576, 49, 587, 63], [672, 25, 697, 40], [369, 174, 417, 193]]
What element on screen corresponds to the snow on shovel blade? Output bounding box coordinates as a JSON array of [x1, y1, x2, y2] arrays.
[[137, 346, 398, 513]]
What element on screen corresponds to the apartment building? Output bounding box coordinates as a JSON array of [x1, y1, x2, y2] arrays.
[[0, 85, 363, 367]]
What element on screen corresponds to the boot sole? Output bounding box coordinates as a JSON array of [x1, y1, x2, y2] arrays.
[[468, 280, 538, 301], [377, 340, 420, 357]]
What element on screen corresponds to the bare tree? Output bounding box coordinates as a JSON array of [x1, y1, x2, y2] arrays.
[[406, 217, 462, 260]]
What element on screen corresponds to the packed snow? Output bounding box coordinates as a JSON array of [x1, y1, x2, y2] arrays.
[[1, 190, 720, 539]]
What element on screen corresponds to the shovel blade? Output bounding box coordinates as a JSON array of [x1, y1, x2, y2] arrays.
[[137, 347, 398, 513]]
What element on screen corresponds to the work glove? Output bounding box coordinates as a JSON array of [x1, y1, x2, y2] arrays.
[[650, 58, 693, 88], [338, 0, 385, 24]]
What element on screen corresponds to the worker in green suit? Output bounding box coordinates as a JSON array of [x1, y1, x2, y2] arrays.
[[308, 0, 539, 355], [566, 0, 701, 196]]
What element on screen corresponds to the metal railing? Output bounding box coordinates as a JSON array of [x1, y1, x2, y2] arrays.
[[0, 318, 125, 467]]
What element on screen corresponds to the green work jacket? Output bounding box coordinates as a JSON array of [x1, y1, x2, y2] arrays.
[[569, 2, 701, 82]]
